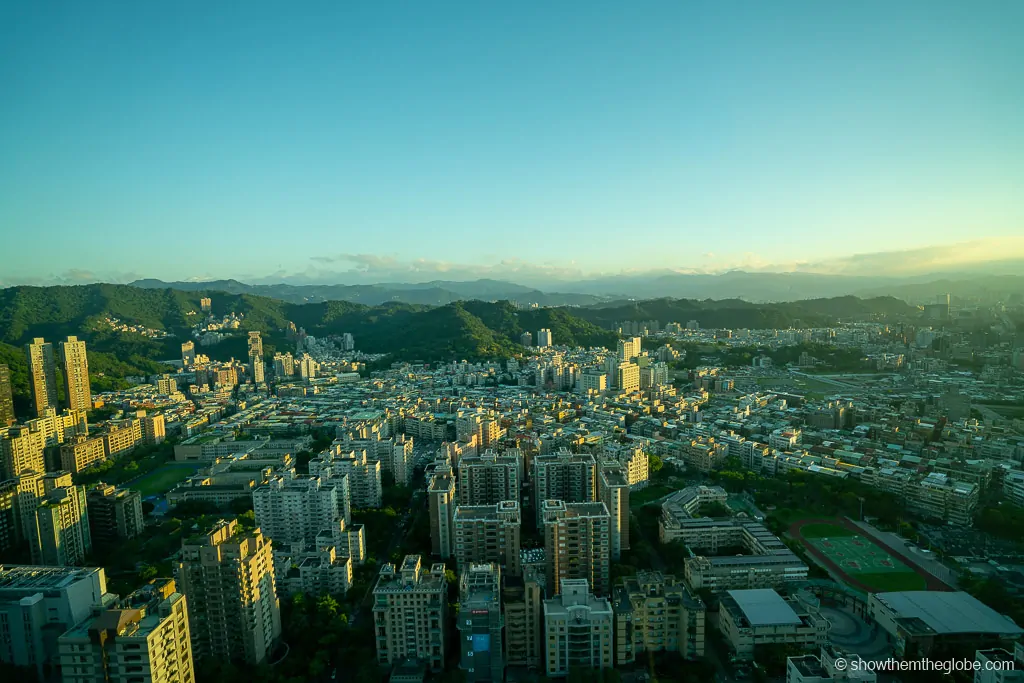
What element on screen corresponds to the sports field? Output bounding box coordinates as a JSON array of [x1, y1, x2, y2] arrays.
[[130, 464, 201, 497], [791, 519, 929, 592]]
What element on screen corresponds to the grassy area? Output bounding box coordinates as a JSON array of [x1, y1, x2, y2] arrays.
[[855, 571, 927, 592], [130, 464, 201, 497], [800, 522, 856, 539], [630, 484, 675, 508]]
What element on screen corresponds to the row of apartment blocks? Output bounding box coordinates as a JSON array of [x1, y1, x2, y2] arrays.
[[373, 557, 708, 680]]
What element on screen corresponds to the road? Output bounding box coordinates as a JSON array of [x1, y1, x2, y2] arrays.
[[349, 486, 424, 626]]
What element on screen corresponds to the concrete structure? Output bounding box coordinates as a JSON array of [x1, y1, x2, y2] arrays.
[[103, 420, 144, 459], [615, 362, 640, 393], [60, 436, 107, 475], [59, 337, 92, 413], [598, 462, 629, 561], [537, 329, 552, 348], [86, 484, 144, 545], [58, 578, 194, 683], [542, 579, 613, 677], [0, 479, 19, 553], [541, 500, 610, 597], [141, 414, 166, 445], [373, 555, 448, 672], [428, 471, 456, 558], [248, 332, 265, 384], [2, 426, 46, 480], [457, 449, 521, 506], [532, 450, 597, 522], [719, 589, 828, 660], [31, 473, 92, 567], [786, 645, 877, 683], [453, 502, 522, 576], [868, 591, 1023, 656], [613, 571, 705, 664], [0, 565, 108, 682], [253, 473, 350, 548], [503, 563, 545, 670], [973, 647, 1024, 683], [0, 364, 15, 426], [458, 564, 504, 683], [602, 444, 649, 490], [311, 448, 383, 509], [26, 338, 58, 418], [679, 519, 808, 591], [173, 519, 281, 665]]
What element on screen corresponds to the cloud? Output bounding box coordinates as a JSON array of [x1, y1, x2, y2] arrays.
[[787, 238, 1024, 276]]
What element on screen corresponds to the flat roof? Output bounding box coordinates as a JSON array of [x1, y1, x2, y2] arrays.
[[874, 591, 1023, 636], [727, 589, 802, 627]]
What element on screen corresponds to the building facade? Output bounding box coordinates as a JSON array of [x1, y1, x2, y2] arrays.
[[372, 555, 448, 672], [542, 580, 613, 677], [458, 564, 504, 683], [541, 500, 611, 597]]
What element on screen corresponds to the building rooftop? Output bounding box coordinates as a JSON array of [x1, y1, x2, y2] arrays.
[[0, 565, 105, 592], [727, 589, 803, 627], [873, 591, 1023, 636]]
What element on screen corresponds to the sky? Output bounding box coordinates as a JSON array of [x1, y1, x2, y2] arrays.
[[1, 1, 1023, 286]]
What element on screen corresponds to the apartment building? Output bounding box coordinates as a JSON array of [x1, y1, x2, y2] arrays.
[[533, 450, 597, 521], [428, 471, 456, 558], [174, 519, 281, 665], [598, 463, 629, 561], [59, 337, 92, 413], [0, 480, 19, 553], [542, 579, 613, 677], [310, 448, 383, 509], [1004, 470, 1024, 507], [458, 564, 504, 683], [141, 415, 166, 445], [26, 338, 58, 418], [453, 502, 522, 576], [0, 364, 15, 426], [103, 420, 144, 459], [253, 473, 349, 548], [25, 409, 88, 448], [457, 449, 522, 506], [537, 329, 552, 348], [389, 434, 414, 486], [503, 563, 545, 669], [0, 565, 108, 682], [613, 571, 706, 664], [58, 578, 194, 683], [906, 472, 978, 526], [86, 484, 144, 545], [541, 500, 610, 597], [615, 363, 640, 394], [273, 530, 357, 599], [602, 443, 649, 490], [1, 426, 46, 480], [32, 472, 92, 567], [719, 589, 828, 660], [60, 436, 107, 475], [373, 555, 448, 672]]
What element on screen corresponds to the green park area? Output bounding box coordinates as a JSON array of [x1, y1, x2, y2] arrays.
[[129, 463, 202, 497], [630, 484, 675, 508], [799, 521, 927, 592]]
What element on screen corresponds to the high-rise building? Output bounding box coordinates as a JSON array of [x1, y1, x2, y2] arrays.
[[26, 338, 58, 418], [0, 363, 15, 426], [272, 352, 295, 378], [542, 579, 613, 676], [457, 449, 522, 506], [200, 297, 212, 312], [253, 473, 350, 548], [0, 565, 108, 682], [298, 353, 319, 381], [503, 563, 545, 670], [247, 332, 265, 384], [180, 341, 196, 368], [59, 337, 92, 413], [103, 419, 144, 458], [520, 332, 532, 348], [532, 450, 597, 522], [617, 337, 641, 362], [141, 414, 166, 445], [453, 502, 522, 576], [541, 500, 610, 597], [458, 564, 504, 683], [373, 555, 448, 672], [598, 463, 630, 561], [60, 435, 107, 474], [615, 362, 640, 393], [389, 434, 414, 486], [31, 472, 92, 566], [1, 426, 46, 480], [0, 479, 20, 553], [613, 571, 706, 665], [86, 483, 145, 545], [428, 471, 456, 558], [58, 578, 195, 683], [310, 448, 383, 509], [579, 369, 607, 395], [537, 329, 552, 348], [156, 375, 178, 396], [174, 519, 281, 665]]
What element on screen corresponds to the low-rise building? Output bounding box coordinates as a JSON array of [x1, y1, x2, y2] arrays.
[[719, 589, 828, 660]]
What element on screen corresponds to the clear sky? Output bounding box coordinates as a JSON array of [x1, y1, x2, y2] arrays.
[[1, 1, 1022, 285]]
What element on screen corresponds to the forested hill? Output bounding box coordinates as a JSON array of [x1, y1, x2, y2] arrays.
[[0, 284, 913, 418]]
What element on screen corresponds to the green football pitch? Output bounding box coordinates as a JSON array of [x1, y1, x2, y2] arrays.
[[803, 524, 927, 591]]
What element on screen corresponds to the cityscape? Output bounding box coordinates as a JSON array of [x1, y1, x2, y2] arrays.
[[3, 3, 1024, 683]]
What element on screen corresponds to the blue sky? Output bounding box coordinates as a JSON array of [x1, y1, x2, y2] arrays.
[[1, 1, 1022, 285]]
